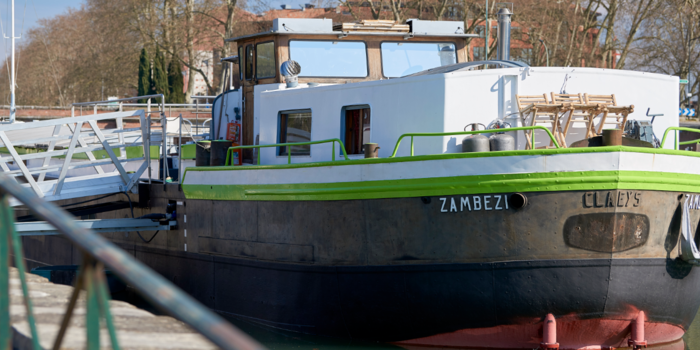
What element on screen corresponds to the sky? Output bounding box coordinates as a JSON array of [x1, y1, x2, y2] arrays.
[[0, 0, 83, 59]]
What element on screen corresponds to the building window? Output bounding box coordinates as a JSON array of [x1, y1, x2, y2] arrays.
[[511, 26, 521, 40], [341, 105, 370, 155], [512, 48, 533, 65], [238, 46, 244, 80], [278, 110, 312, 156], [245, 44, 254, 80], [473, 46, 485, 61], [256, 42, 276, 79], [290, 40, 368, 77]]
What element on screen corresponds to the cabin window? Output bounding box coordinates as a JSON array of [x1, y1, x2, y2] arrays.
[[278, 110, 312, 156], [256, 42, 276, 79], [341, 105, 370, 155], [245, 44, 254, 80], [238, 46, 244, 80], [289, 40, 368, 77], [381, 42, 457, 77]]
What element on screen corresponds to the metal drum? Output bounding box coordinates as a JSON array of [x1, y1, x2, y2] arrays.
[[210, 140, 232, 166], [462, 123, 489, 153], [489, 133, 515, 151], [195, 141, 211, 166], [462, 134, 490, 152]]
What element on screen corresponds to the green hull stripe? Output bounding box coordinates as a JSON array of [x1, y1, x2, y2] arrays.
[[182, 170, 700, 201], [182, 146, 700, 183]]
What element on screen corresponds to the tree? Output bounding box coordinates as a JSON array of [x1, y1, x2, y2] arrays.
[[168, 56, 185, 103], [152, 48, 169, 101], [137, 48, 150, 103]]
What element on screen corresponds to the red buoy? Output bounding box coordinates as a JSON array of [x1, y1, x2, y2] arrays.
[[628, 311, 648, 349], [541, 313, 559, 349]]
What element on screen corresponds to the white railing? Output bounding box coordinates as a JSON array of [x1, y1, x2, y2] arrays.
[[0, 110, 150, 204], [72, 94, 168, 185]]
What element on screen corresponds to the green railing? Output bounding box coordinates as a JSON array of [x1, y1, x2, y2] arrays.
[[225, 138, 350, 165], [660, 127, 700, 149], [0, 172, 265, 350], [390, 126, 561, 157]]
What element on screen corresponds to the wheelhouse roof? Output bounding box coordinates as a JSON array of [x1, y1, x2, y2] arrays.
[[226, 31, 478, 42], [225, 18, 478, 42]]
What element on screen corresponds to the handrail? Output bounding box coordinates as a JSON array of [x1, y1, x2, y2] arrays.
[[660, 127, 700, 149], [0, 171, 266, 350], [73, 94, 167, 184], [225, 138, 350, 165], [71, 94, 165, 107], [390, 126, 560, 157]]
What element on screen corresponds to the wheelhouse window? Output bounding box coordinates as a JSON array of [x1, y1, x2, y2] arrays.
[[278, 110, 312, 156], [341, 105, 370, 155], [381, 42, 457, 77], [245, 44, 254, 80], [256, 42, 276, 79], [289, 40, 368, 77], [238, 46, 244, 80]]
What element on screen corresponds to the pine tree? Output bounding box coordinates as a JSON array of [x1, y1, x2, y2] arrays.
[[153, 48, 169, 101], [168, 56, 185, 104], [137, 48, 150, 103]]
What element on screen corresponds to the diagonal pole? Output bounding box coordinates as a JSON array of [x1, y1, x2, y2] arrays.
[[0, 195, 10, 350], [52, 257, 88, 350], [3, 196, 40, 350]]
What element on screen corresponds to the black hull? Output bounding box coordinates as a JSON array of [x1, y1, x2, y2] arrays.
[[18, 186, 700, 348], [23, 236, 700, 344]]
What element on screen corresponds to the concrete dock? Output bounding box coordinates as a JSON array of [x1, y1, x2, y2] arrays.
[[9, 267, 217, 349]]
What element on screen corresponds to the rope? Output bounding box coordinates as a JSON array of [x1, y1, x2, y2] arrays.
[[123, 191, 160, 244]]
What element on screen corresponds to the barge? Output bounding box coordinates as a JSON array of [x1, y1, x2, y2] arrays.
[[14, 14, 700, 350]]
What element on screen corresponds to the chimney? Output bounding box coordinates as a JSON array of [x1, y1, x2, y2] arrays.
[[496, 7, 512, 61]]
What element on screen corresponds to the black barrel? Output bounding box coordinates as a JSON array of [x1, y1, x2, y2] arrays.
[[210, 140, 232, 166], [195, 141, 211, 166]]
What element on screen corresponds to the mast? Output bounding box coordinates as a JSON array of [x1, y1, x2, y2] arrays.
[[9, 0, 15, 123]]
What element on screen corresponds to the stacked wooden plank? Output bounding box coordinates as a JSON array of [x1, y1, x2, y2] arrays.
[[333, 20, 410, 33]]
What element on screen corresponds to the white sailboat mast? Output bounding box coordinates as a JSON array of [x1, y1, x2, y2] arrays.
[[10, 0, 16, 123]]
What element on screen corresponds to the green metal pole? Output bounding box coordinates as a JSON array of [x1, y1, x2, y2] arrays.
[[86, 264, 101, 350], [0, 195, 10, 350], [96, 271, 120, 350], [484, 0, 489, 59], [409, 136, 413, 156], [7, 201, 41, 350]]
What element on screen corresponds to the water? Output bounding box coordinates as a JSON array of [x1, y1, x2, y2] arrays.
[[117, 289, 700, 349], [685, 308, 700, 350], [221, 310, 700, 350], [223, 315, 402, 350]]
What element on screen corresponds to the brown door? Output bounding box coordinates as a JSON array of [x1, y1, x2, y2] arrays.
[[241, 42, 255, 163], [242, 89, 254, 162]]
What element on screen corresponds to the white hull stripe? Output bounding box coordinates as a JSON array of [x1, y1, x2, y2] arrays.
[[183, 152, 700, 186]]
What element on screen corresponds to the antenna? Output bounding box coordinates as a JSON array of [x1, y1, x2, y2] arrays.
[[4, 0, 19, 123]]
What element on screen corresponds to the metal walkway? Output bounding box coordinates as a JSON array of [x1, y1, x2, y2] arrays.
[[15, 218, 176, 236], [0, 95, 170, 206]]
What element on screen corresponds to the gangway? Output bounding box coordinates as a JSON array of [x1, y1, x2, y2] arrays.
[[0, 95, 167, 205]]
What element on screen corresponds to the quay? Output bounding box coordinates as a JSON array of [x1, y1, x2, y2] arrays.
[[10, 267, 217, 349]]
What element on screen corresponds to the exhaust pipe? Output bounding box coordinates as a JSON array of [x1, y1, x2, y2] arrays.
[[496, 7, 512, 61]]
